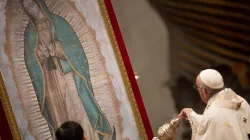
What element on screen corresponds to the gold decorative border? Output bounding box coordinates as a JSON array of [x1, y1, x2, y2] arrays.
[[98, 0, 148, 139], [0, 73, 22, 140]]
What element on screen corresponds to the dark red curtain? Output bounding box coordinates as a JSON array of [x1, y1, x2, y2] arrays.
[[0, 99, 13, 140]]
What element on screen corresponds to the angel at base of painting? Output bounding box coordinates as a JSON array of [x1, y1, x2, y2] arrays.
[[21, 0, 114, 139]]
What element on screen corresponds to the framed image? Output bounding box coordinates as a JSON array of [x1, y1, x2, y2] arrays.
[[0, 0, 153, 139]]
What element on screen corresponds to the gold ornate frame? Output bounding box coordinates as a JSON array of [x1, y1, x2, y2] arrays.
[[0, 0, 149, 139], [98, 0, 148, 139]]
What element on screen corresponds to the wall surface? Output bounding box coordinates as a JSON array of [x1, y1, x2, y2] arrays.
[[111, 0, 177, 135]]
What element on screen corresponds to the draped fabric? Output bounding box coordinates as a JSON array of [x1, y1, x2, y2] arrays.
[[187, 88, 250, 140]]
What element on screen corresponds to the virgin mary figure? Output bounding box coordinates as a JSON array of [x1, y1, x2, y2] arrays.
[[21, 0, 112, 139]]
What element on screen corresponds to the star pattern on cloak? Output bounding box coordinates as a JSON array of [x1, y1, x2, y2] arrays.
[[243, 118, 247, 123]]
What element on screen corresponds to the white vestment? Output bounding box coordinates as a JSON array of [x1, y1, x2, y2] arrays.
[[187, 88, 250, 140]]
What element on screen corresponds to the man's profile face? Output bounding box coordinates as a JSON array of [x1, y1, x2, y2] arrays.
[[196, 75, 207, 103]]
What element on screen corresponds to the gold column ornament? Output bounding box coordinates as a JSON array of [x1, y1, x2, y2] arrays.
[[156, 117, 181, 140]]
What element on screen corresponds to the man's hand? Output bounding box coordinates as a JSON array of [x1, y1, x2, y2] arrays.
[[178, 108, 193, 119], [152, 136, 175, 140]]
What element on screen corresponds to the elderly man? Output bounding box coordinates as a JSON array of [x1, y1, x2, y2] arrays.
[[179, 69, 250, 140]]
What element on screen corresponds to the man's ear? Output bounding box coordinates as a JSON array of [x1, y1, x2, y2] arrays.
[[203, 88, 207, 94]]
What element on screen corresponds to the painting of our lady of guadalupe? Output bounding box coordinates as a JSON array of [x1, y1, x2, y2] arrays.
[[22, 0, 112, 139], [0, 0, 150, 139]]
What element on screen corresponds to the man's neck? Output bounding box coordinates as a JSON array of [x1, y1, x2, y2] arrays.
[[207, 91, 220, 105], [207, 87, 227, 103]]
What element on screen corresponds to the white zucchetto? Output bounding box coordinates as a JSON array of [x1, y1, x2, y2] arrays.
[[200, 69, 224, 89]]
